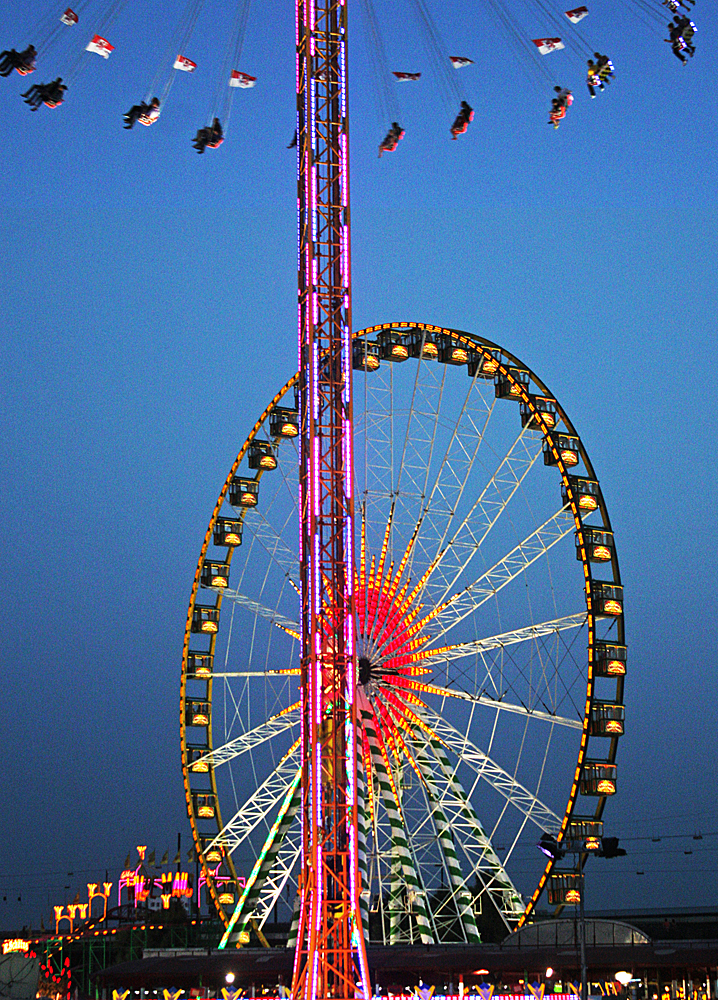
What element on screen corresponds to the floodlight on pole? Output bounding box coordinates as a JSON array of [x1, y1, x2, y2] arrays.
[[538, 833, 566, 861]]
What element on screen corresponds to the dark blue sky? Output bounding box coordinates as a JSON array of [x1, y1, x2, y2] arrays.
[[1, 0, 716, 932]]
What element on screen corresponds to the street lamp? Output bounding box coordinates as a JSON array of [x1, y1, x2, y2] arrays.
[[537, 833, 627, 1000]]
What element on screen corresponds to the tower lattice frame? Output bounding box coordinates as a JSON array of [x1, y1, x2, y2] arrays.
[[291, 0, 371, 996]]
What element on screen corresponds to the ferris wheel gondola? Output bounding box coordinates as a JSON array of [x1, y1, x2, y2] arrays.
[[180, 323, 625, 944]]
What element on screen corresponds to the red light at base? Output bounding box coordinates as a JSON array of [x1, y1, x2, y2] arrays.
[[579, 495, 598, 511], [565, 889, 581, 904], [561, 449, 579, 466], [602, 599, 622, 616], [597, 779, 616, 794]]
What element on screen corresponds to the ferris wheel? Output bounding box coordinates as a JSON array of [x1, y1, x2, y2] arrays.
[[180, 322, 626, 946]]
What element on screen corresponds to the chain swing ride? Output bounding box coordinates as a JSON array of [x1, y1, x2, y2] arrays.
[[174, 0, 626, 995], [2, 0, 630, 991]]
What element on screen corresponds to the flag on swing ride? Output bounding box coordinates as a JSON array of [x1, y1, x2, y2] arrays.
[[86, 35, 113, 57], [174, 54, 197, 71], [532, 37, 565, 53], [230, 70, 256, 87], [60, 8, 78, 24], [565, 6, 589, 20], [393, 71, 421, 81], [450, 55, 474, 68]]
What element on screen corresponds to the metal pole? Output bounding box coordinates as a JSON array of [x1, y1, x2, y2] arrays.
[[579, 864, 587, 1000]]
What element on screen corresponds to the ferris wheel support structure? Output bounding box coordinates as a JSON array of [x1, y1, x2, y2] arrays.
[[291, 0, 371, 995]]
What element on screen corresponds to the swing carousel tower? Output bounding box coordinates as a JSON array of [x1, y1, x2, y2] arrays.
[[291, 0, 372, 996]]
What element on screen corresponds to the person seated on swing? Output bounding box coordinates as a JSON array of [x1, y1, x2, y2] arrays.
[[586, 60, 603, 97], [0, 44, 37, 77], [548, 85, 573, 127], [665, 21, 688, 63], [450, 100, 473, 140], [673, 15, 696, 55], [123, 96, 160, 129], [594, 52, 615, 82], [21, 76, 66, 110], [378, 121, 405, 157], [192, 117, 223, 153]]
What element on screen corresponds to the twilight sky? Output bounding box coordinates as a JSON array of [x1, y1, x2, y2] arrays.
[[1, 0, 717, 933]]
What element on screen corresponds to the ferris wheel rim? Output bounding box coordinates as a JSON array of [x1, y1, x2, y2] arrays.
[[180, 321, 625, 936]]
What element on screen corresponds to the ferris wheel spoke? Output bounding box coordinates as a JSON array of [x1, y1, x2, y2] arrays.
[[221, 771, 302, 946], [213, 586, 300, 638], [420, 427, 546, 607], [404, 739, 482, 942], [360, 702, 435, 943], [400, 380, 505, 581], [411, 736, 524, 928], [393, 354, 449, 515], [411, 684, 582, 730], [191, 705, 300, 771], [364, 357, 496, 584], [426, 505, 576, 643], [251, 827, 302, 928], [206, 744, 301, 855], [416, 612, 588, 669], [242, 510, 299, 586], [424, 709, 563, 834]]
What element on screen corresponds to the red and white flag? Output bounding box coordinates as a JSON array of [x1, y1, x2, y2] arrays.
[[60, 8, 78, 24], [393, 71, 421, 81], [565, 6, 589, 21], [173, 54, 197, 72], [532, 37, 564, 54], [450, 55, 474, 68], [86, 35, 113, 58], [229, 70, 256, 87]]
